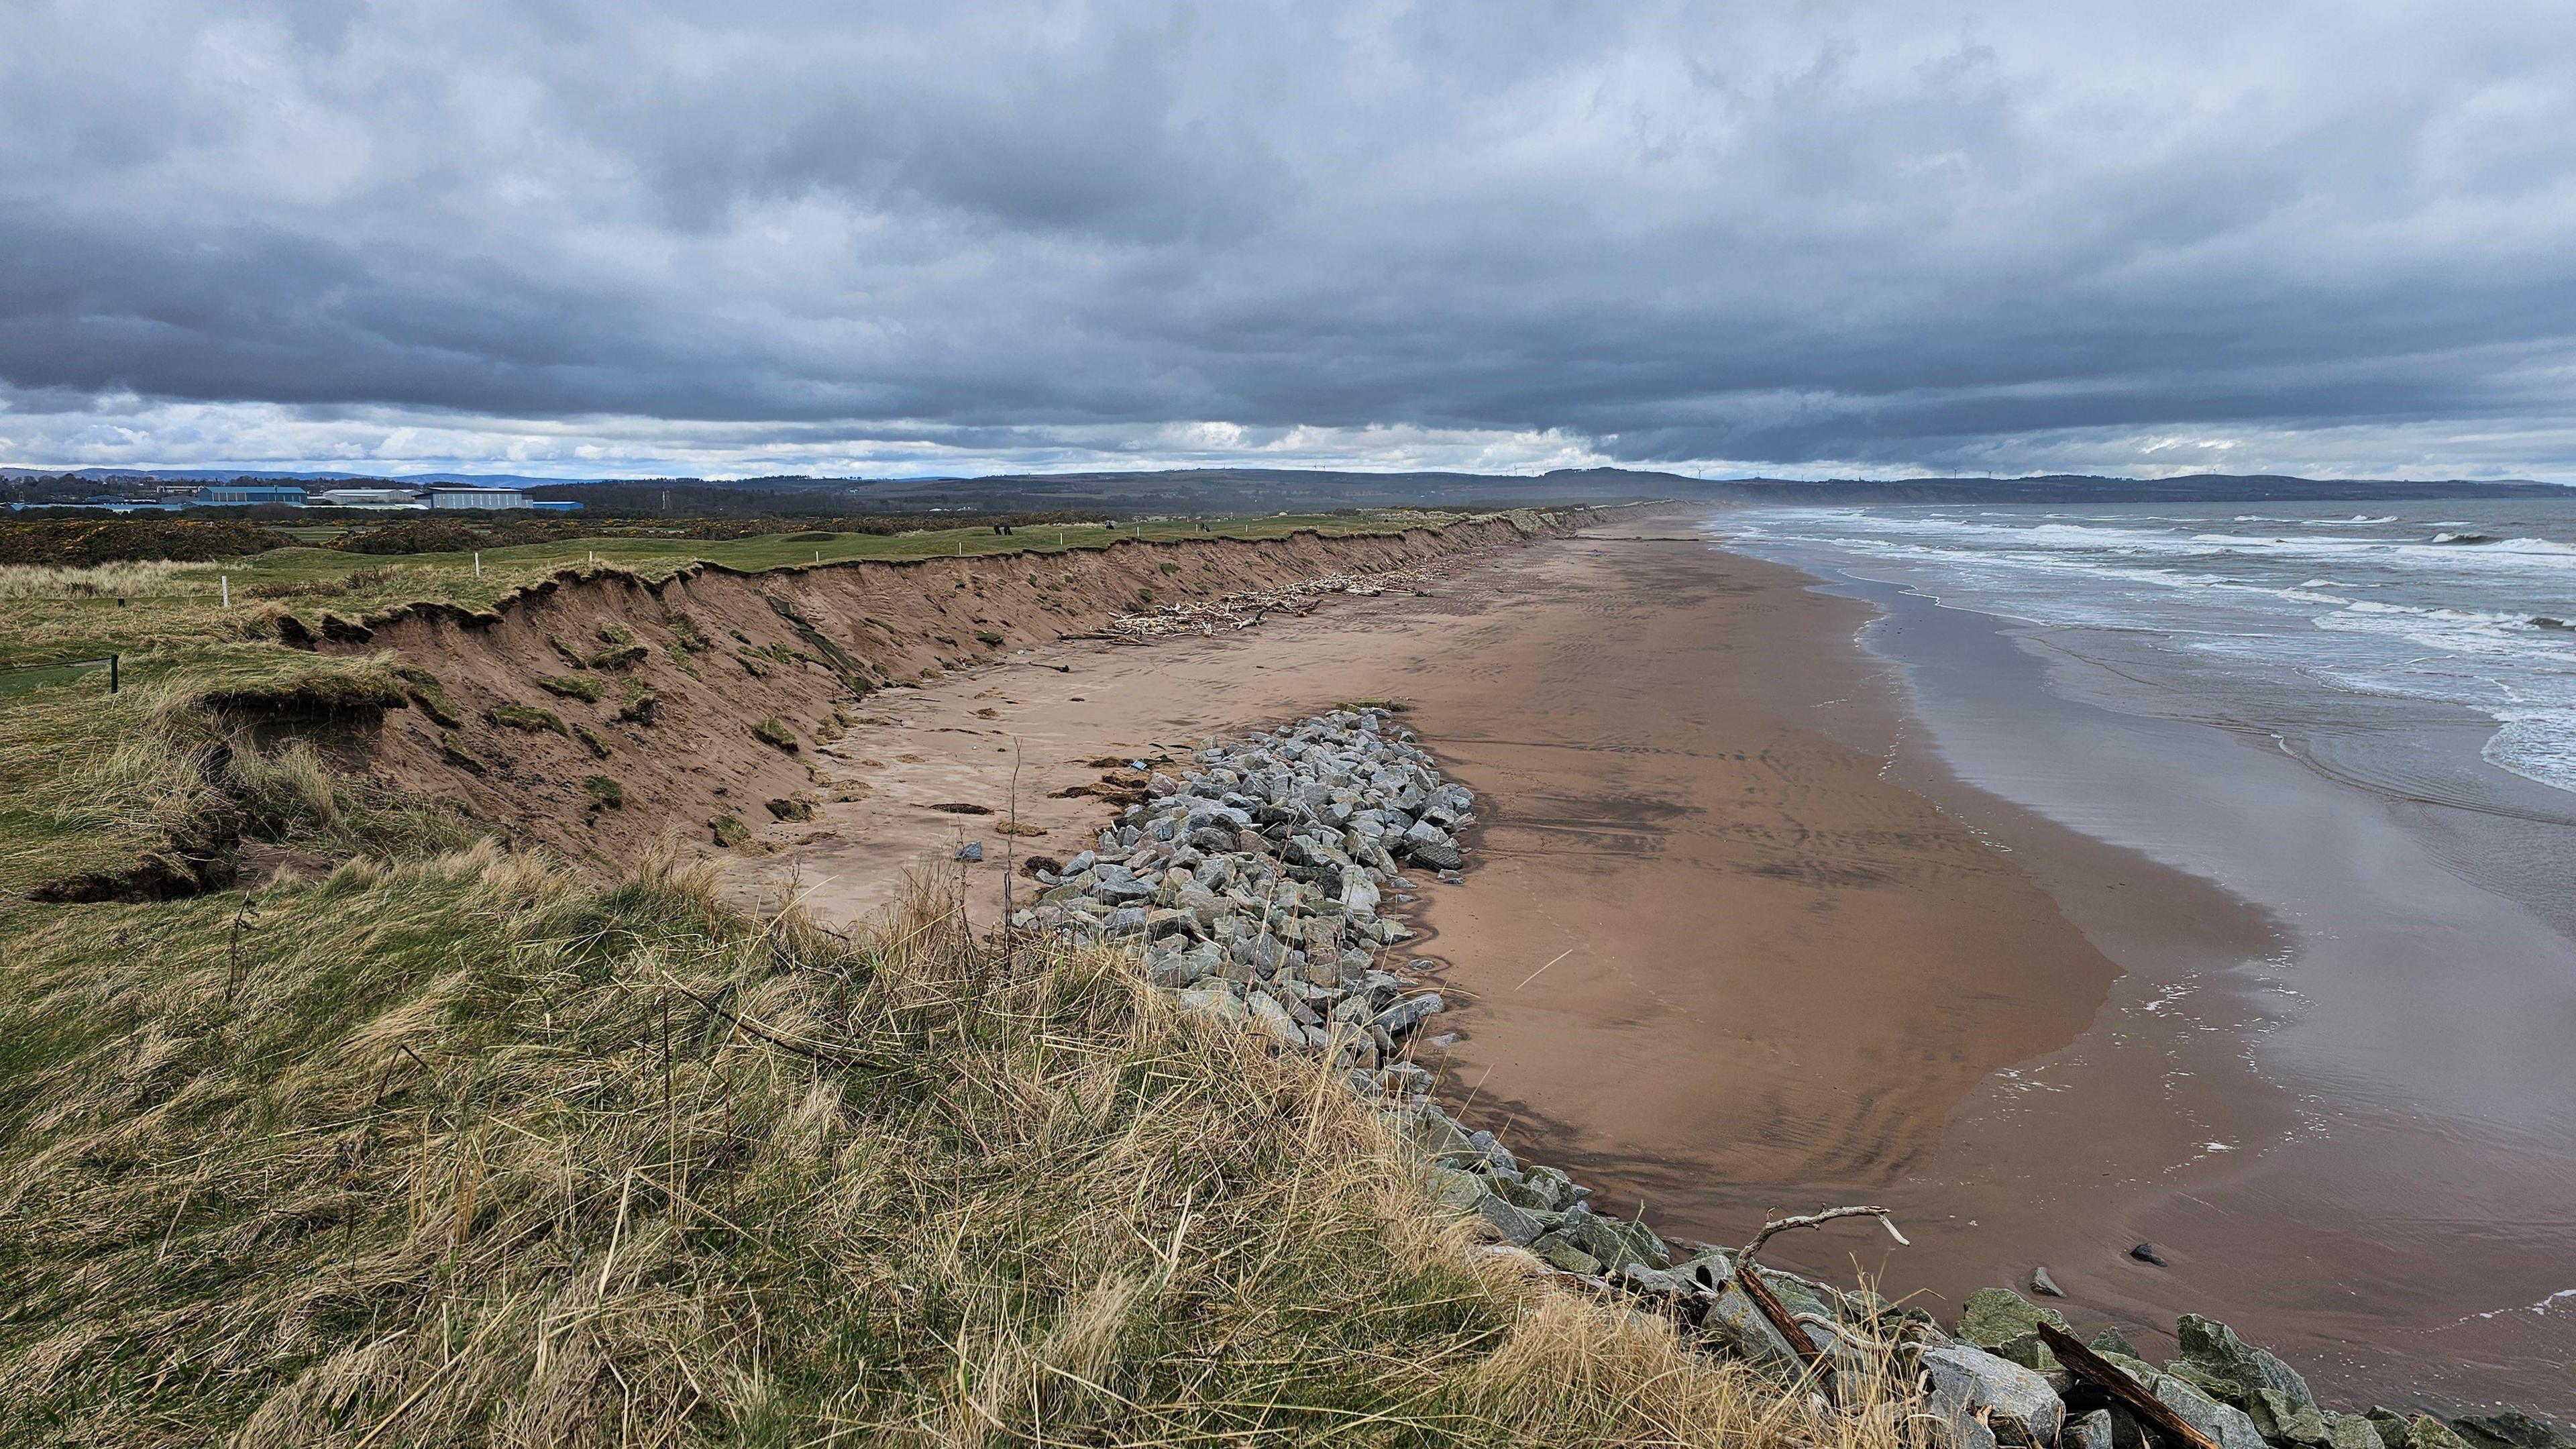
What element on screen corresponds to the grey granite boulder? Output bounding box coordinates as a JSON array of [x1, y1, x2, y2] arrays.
[[1405, 840, 1463, 870], [2396, 1419, 2477, 1449], [2096, 1351, 2267, 1449], [1957, 1287, 2071, 1373], [1470, 1189, 1544, 1244], [1532, 1234, 1601, 1275], [2325, 1415, 2394, 1449], [2454, 1416, 2576, 1449], [2090, 1327, 2139, 1359], [2170, 1315, 2313, 1411], [1244, 990, 1303, 1047], [1701, 1281, 1805, 1375], [2248, 1388, 2330, 1447], [1373, 991, 1446, 1036], [1173, 984, 1246, 1022], [1921, 1345, 2065, 1449]]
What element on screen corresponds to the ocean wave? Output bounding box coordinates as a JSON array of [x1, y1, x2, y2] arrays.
[[1748, 513, 2576, 584], [2485, 710, 2576, 794], [1735, 502, 2576, 798]]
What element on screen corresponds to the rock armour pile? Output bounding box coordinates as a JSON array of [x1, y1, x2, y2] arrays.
[[1018, 708, 2571, 1449]]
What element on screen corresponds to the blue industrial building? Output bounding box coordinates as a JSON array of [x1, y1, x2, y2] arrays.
[[191, 483, 308, 506]]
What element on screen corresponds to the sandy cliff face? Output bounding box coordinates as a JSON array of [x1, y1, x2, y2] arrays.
[[318, 517, 1585, 868]]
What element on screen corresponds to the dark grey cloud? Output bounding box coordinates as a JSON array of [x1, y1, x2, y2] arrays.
[[4, 0, 2576, 477]]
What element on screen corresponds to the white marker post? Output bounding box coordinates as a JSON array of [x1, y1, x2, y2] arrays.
[[474, 551, 481, 579], [220, 574, 229, 608]]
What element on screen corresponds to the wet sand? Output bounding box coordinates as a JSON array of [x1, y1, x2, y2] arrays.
[[1792, 562, 2576, 1414], [739, 524, 2544, 1412]]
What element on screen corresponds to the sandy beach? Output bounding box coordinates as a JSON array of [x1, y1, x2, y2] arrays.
[[739, 517, 2563, 1411]]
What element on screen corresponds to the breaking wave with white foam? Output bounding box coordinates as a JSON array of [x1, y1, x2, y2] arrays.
[[1725, 498, 2576, 794]]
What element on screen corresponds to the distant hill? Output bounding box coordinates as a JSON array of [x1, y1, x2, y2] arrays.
[[5, 464, 2564, 514], [1684, 472, 2570, 504]]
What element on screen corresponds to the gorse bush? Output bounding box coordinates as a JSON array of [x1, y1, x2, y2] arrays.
[[0, 517, 295, 567]]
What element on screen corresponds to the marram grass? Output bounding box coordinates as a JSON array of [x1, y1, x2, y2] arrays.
[[0, 843, 1923, 1448]]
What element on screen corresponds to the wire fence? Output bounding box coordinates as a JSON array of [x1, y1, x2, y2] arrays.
[[0, 653, 120, 698]]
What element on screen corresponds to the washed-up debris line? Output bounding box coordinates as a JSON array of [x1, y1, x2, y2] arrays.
[[1012, 708, 2571, 1449], [1085, 566, 1446, 642]]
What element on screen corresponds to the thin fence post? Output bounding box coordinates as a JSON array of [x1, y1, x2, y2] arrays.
[[109, 654, 119, 694]]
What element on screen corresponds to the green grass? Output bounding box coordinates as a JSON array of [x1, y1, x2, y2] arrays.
[[0, 502, 1883, 1444], [0, 506, 1504, 890], [537, 674, 608, 702], [0, 651, 428, 902], [395, 665, 463, 727], [487, 703, 568, 735], [0, 851, 1854, 1446], [0, 511, 1488, 669]]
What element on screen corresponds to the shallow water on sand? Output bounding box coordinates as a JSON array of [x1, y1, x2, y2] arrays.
[[1726, 504, 2576, 1416]]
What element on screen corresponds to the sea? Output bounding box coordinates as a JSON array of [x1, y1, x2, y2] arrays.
[[1719, 498, 2576, 1416], [1733, 500, 2576, 804]]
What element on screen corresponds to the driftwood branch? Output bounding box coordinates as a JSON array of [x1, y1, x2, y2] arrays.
[[1728, 1205, 1911, 1391], [2035, 1322, 2223, 1449], [1734, 1261, 1829, 1377], [1737, 1204, 1906, 1269]]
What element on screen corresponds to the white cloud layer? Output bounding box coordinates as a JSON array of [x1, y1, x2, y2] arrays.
[[5, 1, 2575, 479]]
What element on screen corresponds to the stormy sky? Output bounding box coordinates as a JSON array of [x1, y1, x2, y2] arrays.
[[5, 1, 2576, 480]]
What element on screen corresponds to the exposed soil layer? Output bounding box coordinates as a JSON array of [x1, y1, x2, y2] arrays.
[[318, 517, 1589, 869]]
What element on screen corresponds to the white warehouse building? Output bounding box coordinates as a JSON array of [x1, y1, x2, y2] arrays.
[[309, 487, 427, 509]]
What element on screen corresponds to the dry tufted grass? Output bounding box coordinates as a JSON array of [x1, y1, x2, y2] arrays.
[[0, 559, 221, 600], [0, 841, 1927, 1446]]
